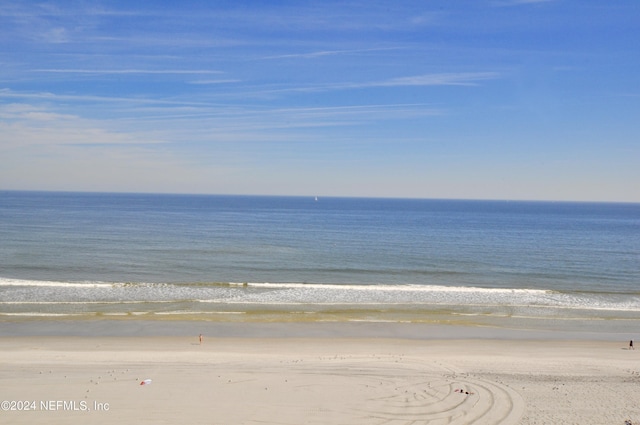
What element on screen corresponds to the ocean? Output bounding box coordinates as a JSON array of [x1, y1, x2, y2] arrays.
[[1, 191, 639, 332]]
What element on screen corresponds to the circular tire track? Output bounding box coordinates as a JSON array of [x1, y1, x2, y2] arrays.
[[354, 374, 523, 425], [266, 356, 525, 425]]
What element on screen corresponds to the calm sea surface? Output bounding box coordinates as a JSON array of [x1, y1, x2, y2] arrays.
[[1, 191, 639, 329]]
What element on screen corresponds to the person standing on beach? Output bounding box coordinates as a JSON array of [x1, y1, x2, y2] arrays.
[[630, 340, 634, 350], [199, 334, 203, 345]]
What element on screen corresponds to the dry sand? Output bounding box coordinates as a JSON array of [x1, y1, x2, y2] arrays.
[[1, 335, 639, 424]]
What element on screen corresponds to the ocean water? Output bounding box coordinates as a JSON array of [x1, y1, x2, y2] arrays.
[[1, 191, 639, 330]]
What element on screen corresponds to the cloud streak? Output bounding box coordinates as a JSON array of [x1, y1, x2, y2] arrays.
[[369, 72, 500, 87], [209, 72, 500, 99], [492, 0, 557, 6], [260, 47, 405, 60], [31, 69, 223, 75]]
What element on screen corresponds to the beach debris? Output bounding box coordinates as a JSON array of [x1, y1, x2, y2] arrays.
[[140, 379, 153, 386]]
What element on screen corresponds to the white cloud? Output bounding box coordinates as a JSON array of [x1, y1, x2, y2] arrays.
[[373, 72, 500, 87], [45, 27, 69, 43], [200, 72, 500, 99], [0, 89, 208, 108], [492, 0, 557, 6], [31, 69, 223, 75], [189, 79, 241, 85], [0, 103, 166, 149], [260, 47, 404, 60]]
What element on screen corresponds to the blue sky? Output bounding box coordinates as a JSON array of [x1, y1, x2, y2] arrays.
[[1, 1, 638, 201]]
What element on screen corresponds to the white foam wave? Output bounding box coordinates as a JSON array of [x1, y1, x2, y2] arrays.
[[0, 312, 88, 317], [2, 277, 639, 313], [154, 311, 245, 315], [0, 278, 112, 288], [0, 301, 176, 305], [0, 277, 550, 295], [240, 282, 550, 295]]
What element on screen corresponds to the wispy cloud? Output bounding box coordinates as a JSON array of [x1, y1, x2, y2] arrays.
[[118, 103, 443, 137], [31, 69, 223, 75], [492, 0, 557, 6], [261, 47, 404, 60], [0, 98, 442, 151], [212, 72, 500, 99], [371, 72, 500, 87], [44, 27, 69, 43], [0, 89, 210, 108], [0, 103, 165, 148], [189, 79, 242, 85]]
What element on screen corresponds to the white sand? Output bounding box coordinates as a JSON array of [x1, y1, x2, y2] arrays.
[[1, 336, 639, 424]]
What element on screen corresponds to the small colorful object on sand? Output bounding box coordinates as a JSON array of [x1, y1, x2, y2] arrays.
[[140, 379, 152, 386]]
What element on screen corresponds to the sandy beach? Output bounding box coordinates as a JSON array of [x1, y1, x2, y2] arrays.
[[1, 323, 639, 424]]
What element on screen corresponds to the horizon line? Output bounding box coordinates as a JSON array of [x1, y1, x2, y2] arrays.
[[0, 189, 637, 205]]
